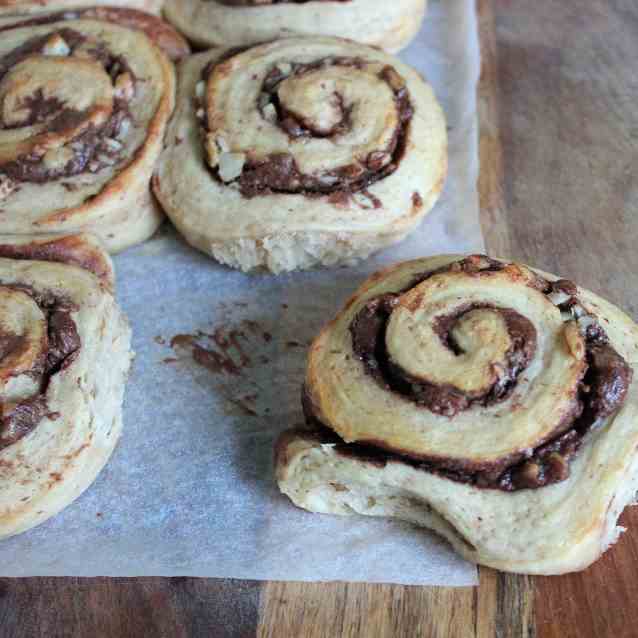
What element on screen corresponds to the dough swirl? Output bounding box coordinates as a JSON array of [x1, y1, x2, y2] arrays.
[[276, 255, 638, 574], [154, 38, 447, 272], [0, 14, 176, 252]]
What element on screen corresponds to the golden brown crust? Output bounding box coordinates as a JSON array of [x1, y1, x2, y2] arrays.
[[277, 255, 638, 575], [304, 254, 634, 484], [164, 0, 427, 53], [0, 233, 114, 291], [0, 8, 190, 60], [154, 40, 447, 272], [0, 15, 176, 252], [0, 0, 164, 14], [31, 44, 175, 228], [0, 251, 132, 539], [65, 7, 190, 61]]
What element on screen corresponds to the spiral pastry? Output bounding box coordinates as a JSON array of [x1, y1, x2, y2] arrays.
[[0, 233, 131, 539], [164, 0, 427, 53], [0, 12, 176, 252], [276, 255, 638, 574], [0, 0, 164, 17], [0, 8, 190, 61], [154, 38, 447, 273]]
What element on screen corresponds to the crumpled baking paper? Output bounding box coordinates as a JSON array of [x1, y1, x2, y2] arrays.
[[0, 0, 482, 584]]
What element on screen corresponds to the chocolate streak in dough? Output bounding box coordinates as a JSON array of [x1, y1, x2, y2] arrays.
[[199, 55, 413, 199], [0, 288, 80, 450], [306, 256, 633, 492], [0, 29, 134, 184]]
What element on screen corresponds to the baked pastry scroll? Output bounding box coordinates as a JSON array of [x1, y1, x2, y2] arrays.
[[164, 0, 427, 53], [0, 233, 132, 539], [154, 38, 447, 273], [0, 7, 190, 61], [0, 12, 176, 252], [276, 255, 638, 574], [0, 0, 165, 17]]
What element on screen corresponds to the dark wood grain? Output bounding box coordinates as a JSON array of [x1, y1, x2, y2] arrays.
[[490, 0, 638, 635], [258, 581, 477, 638], [0, 578, 260, 638], [477, 1, 537, 634]]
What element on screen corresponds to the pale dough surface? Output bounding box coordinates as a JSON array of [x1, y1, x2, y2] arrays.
[[0, 0, 164, 16], [154, 40, 447, 273], [277, 256, 638, 574], [164, 0, 427, 53], [0, 18, 175, 252], [0, 237, 132, 538]]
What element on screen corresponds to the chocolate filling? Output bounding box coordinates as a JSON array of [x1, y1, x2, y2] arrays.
[[0, 333, 27, 362], [306, 255, 633, 491], [199, 55, 412, 198], [351, 297, 537, 417], [0, 287, 80, 450], [0, 28, 134, 184]]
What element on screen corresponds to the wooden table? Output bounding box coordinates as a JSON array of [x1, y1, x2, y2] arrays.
[[2, 0, 637, 635]]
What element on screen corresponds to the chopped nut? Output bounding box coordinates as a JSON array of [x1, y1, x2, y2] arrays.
[[88, 161, 100, 173], [103, 138, 123, 151], [97, 154, 117, 166], [547, 290, 571, 306], [42, 34, 70, 57], [317, 173, 339, 187], [0, 174, 16, 200], [262, 103, 277, 123], [218, 152, 246, 182], [571, 304, 586, 319], [205, 133, 219, 166], [276, 62, 292, 76], [43, 146, 74, 170], [114, 72, 134, 101], [564, 320, 586, 360], [116, 117, 131, 140], [216, 136, 230, 153]]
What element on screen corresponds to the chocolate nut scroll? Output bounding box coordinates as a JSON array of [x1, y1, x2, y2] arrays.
[[154, 38, 447, 273], [164, 0, 428, 54], [276, 255, 638, 574], [0, 233, 131, 539], [0, 12, 177, 252], [0, 0, 165, 17], [0, 7, 190, 61]]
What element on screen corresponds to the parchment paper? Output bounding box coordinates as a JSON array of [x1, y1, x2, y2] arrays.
[[0, 0, 483, 584]]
